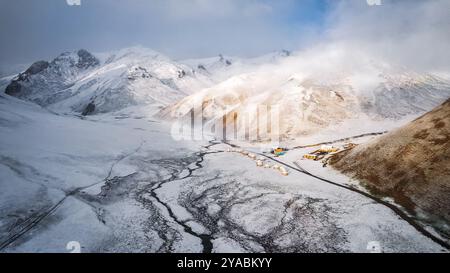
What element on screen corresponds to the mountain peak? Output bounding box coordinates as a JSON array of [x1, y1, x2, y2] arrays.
[[49, 49, 100, 70], [77, 49, 100, 69]]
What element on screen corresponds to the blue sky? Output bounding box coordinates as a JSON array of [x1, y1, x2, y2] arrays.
[[0, 0, 333, 65]]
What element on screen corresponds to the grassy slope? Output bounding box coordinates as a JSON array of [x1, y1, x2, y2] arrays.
[[330, 98, 450, 231]]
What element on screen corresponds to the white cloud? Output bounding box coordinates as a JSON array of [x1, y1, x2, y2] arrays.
[[324, 0, 450, 71]]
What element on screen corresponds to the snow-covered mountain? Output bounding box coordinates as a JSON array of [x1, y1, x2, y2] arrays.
[[2, 47, 295, 116], [182, 50, 292, 82], [163, 47, 450, 140], [5, 50, 100, 107], [3, 47, 214, 115], [3, 45, 450, 139], [361, 72, 450, 118]]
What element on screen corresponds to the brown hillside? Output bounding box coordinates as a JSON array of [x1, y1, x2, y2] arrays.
[[330, 98, 450, 227]]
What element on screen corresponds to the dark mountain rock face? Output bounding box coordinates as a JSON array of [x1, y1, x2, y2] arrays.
[[77, 49, 100, 69], [5, 61, 50, 96], [5, 81, 21, 96], [178, 70, 186, 79], [24, 61, 49, 75], [82, 102, 96, 116], [281, 50, 291, 57], [219, 54, 232, 66]]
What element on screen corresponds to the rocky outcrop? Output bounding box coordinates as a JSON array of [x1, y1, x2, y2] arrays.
[[5, 81, 22, 96], [76, 49, 100, 69], [5, 61, 50, 96], [219, 54, 232, 66], [82, 102, 96, 116], [24, 61, 49, 75]]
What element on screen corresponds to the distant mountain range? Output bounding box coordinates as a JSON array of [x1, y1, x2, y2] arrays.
[[2, 47, 213, 115], [3, 46, 450, 139], [163, 47, 450, 140], [2, 47, 293, 116]]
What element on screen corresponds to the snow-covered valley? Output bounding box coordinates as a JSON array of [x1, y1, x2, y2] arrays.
[[1, 46, 450, 253], [0, 94, 447, 253]]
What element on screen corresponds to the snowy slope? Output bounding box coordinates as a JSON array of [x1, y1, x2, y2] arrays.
[[361, 73, 450, 118]]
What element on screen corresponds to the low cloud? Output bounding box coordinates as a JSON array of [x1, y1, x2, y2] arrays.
[[324, 0, 450, 72]]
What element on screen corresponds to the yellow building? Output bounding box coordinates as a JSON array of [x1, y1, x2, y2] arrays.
[[303, 154, 318, 160]]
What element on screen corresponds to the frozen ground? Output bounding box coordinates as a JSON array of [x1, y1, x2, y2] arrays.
[[0, 94, 447, 253]]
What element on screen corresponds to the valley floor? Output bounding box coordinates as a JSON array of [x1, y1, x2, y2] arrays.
[[0, 96, 447, 253]]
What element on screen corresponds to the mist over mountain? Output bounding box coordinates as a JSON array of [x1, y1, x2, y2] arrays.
[[163, 45, 450, 140]]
